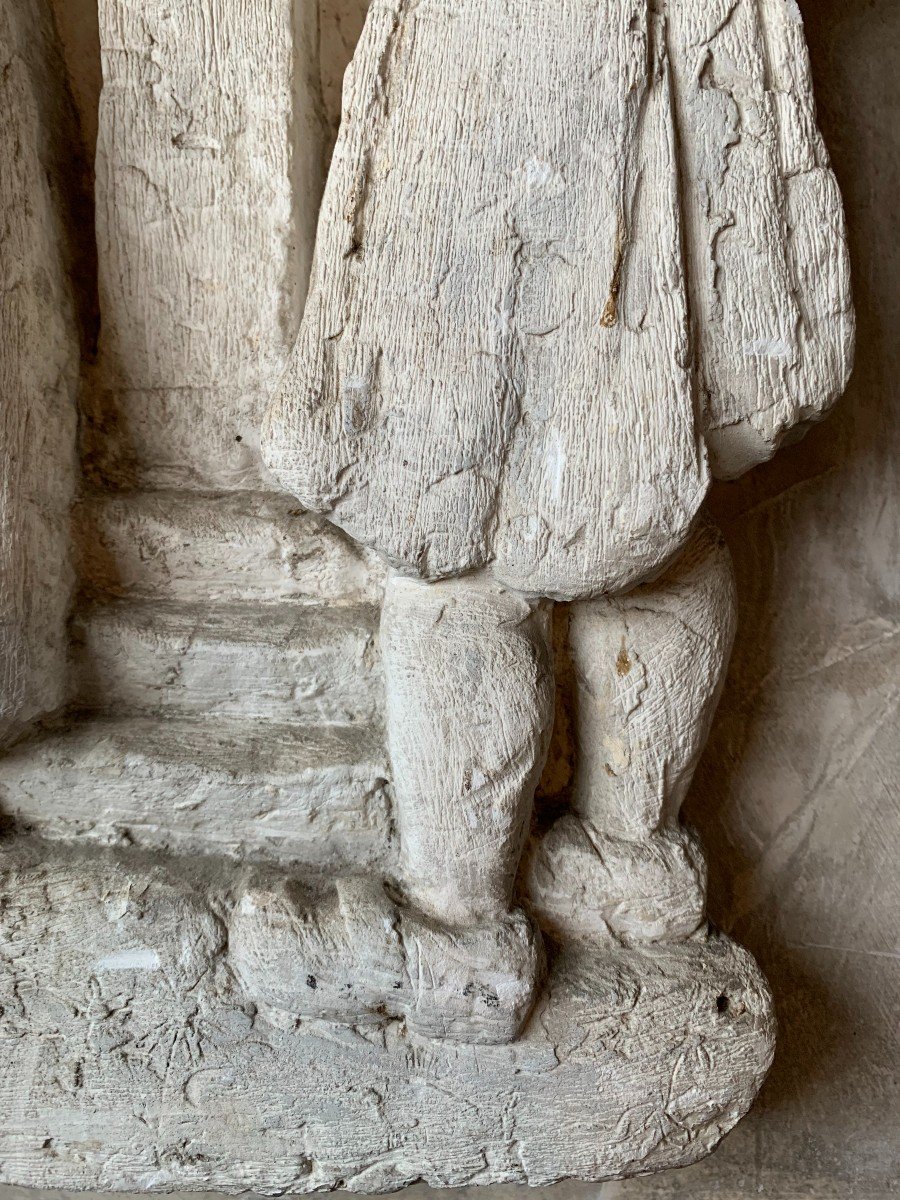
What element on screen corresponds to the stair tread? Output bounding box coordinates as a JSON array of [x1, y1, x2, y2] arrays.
[[74, 489, 384, 606], [0, 715, 391, 869], [0, 714, 386, 777], [69, 596, 382, 724]]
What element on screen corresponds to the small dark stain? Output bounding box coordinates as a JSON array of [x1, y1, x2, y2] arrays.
[[306, 975, 318, 990], [604, 762, 618, 778], [616, 638, 632, 676], [463, 981, 500, 1009], [600, 226, 627, 328], [235, 435, 243, 442], [393, 981, 403, 990], [716, 994, 730, 1015]]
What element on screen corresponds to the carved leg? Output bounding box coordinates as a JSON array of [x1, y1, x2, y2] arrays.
[[383, 573, 554, 926], [232, 573, 555, 1044], [527, 519, 736, 945]]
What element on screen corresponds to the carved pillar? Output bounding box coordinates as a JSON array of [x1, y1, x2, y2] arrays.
[[88, 0, 320, 486], [0, 0, 80, 748]]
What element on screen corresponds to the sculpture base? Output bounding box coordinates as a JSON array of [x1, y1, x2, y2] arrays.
[[0, 839, 774, 1194]]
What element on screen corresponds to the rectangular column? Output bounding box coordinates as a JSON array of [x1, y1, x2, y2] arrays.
[[0, 0, 80, 745], [89, 0, 324, 489]]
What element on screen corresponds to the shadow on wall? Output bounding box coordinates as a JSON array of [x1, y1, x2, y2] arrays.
[[684, 0, 900, 1179]]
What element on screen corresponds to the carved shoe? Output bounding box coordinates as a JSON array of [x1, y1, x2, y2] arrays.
[[230, 872, 544, 1045], [525, 814, 708, 945]]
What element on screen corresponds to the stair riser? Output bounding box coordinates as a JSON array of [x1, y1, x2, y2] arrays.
[[71, 614, 381, 724], [74, 494, 384, 606], [0, 758, 391, 869]]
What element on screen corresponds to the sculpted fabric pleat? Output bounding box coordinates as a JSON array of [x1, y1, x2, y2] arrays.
[[265, 0, 708, 598]]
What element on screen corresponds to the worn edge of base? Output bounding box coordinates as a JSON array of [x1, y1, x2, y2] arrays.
[[0, 837, 776, 1194]]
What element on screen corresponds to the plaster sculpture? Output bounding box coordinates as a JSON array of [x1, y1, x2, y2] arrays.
[[250, 0, 853, 1046], [0, 0, 852, 1191]]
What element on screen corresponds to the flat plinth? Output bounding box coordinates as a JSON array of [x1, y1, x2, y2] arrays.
[[0, 840, 774, 1193]]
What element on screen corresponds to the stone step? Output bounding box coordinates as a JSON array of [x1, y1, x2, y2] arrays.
[[80, 383, 275, 493], [74, 489, 384, 606], [71, 599, 382, 725], [0, 717, 391, 869]]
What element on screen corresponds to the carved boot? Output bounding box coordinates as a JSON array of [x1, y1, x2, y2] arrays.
[[232, 572, 555, 1043], [230, 874, 543, 1044], [528, 520, 736, 945]]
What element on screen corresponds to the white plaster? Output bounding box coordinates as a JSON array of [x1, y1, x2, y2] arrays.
[[744, 337, 794, 360], [0, 0, 863, 1191], [95, 948, 162, 973]]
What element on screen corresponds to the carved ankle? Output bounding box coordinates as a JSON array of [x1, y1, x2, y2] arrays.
[[526, 815, 708, 946]]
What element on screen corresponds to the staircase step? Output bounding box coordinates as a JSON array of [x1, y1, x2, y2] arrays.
[[0, 717, 391, 868], [74, 489, 384, 605], [71, 600, 381, 725]]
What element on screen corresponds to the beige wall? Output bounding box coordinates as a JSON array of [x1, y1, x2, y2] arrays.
[[5, 0, 897, 1196], [683, 2, 900, 1191]]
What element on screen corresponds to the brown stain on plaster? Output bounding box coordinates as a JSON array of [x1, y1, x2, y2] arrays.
[[600, 223, 627, 328]]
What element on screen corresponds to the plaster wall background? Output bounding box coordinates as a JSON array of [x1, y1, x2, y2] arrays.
[[2, 0, 897, 1196]]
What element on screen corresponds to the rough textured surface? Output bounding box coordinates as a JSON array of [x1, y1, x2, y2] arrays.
[[265, 0, 708, 597], [0, 719, 390, 869], [244, 0, 844, 1103], [0, 0, 887, 1195], [264, 0, 851, 598], [70, 600, 381, 724], [231, 871, 545, 1046], [528, 521, 735, 946], [0, 0, 356, 899], [73, 492, 383, 607], [667, 0, 854, 478], [0, 841, 774, 1194], [242, 0, 842, 1088], [86, 0, 321, 492], [382, 575, 553, 927], [0, 0, 80, 747]]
